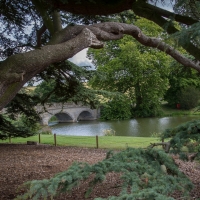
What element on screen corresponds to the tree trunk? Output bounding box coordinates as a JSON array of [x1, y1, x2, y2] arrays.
[[135, 81, 143, 110]]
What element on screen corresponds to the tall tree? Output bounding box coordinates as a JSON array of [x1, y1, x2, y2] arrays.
[[1, 0, 200, 111], [88, 18, 170, 117]]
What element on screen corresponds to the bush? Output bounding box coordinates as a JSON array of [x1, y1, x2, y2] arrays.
[[100, 97, 132, 120], [132, 102, 163, 117], [103, 129, 116, 136], [178, 86, 200, 109]]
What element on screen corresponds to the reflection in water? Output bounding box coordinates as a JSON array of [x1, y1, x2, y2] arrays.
[[49, 116, 200, 137]]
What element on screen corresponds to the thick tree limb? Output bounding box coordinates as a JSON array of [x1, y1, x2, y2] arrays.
[[49, 0, 136, 15], [1, 22, 200, 110], [0, 28, 103, 110], [45, 0, 200, 26], [50, 22, 200, 71]]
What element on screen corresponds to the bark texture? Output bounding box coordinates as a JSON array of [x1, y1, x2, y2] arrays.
[[1, 22, 200, 110]]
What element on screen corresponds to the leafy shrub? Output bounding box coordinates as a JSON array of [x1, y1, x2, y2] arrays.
[[178, 86, 200, 109], [103, 129, 115, 136], [100, 97, 132, 120], [49, 116, 58, 122], [132, 102, 163, 117], [151, 132, 161, 137]]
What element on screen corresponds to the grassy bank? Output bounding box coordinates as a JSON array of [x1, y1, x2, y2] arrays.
[[1, 135, 160, 149], [161, 104, 200, 116]]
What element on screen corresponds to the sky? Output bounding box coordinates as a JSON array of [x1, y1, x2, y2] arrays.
[[69, 48, 94, 68]]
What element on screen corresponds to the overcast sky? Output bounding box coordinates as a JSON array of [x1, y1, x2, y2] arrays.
[[68, 48, 94, 68]]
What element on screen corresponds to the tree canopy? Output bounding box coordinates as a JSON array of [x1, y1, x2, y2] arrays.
[[88, 18, 171, 117], [1, 0, 200, 111]]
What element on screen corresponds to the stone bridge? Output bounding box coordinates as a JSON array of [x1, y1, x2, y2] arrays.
[[36, 103, 100, 125]]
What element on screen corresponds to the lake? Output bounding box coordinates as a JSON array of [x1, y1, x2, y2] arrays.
[[49, 116, 200, 137]]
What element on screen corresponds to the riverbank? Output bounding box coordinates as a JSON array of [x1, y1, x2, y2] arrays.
[[161, 104, 200, 116], [1, 135, 159, 149]]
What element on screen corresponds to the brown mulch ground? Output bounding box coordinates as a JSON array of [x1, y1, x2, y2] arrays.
[[0, 144, 200, 200]]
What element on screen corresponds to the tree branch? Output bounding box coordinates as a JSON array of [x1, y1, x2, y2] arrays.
[[36, 25, 47, 48], [31, 0, 54, 35], [1, 21, 200, 110], [52, 10, 62, 33], [149, 142, 171, 153], [50, 22, 200, 71], [132, 1, 198, 25], [0, 28, 103, 110], [132, 1, 200, 61]]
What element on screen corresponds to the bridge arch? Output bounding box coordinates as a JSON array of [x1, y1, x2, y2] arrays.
[[54, 112, 75, 123], [77, 110, 95, 121]]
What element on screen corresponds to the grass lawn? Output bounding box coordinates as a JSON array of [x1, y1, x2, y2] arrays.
[[1, 135, 160, 149]]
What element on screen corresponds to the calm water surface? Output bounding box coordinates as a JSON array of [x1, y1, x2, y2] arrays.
[[49, 116, 200, 137]]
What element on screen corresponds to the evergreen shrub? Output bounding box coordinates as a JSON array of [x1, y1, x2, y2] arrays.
[[161, 119, 200, 158], [17, 148, 192, 200]]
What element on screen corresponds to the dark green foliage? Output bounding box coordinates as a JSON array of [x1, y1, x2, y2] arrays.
[[33, 60, 118, 109], [164, 59, 200, 108], [88, 18, 170, 118], [132, 101, 163, 118], [161, 120, 200, 157], [0, 59, 119, 139], [178, 86, 200, 110], [100, 96, 132, 120], [0, 114, 39, 140], [0, 93, 40, 140], [17, 148, 192, 200]]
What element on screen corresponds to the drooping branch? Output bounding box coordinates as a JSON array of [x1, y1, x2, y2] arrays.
[[119, 23, 200, 72], [1, 21, 200, 110], [50, 22, 200, 71]]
